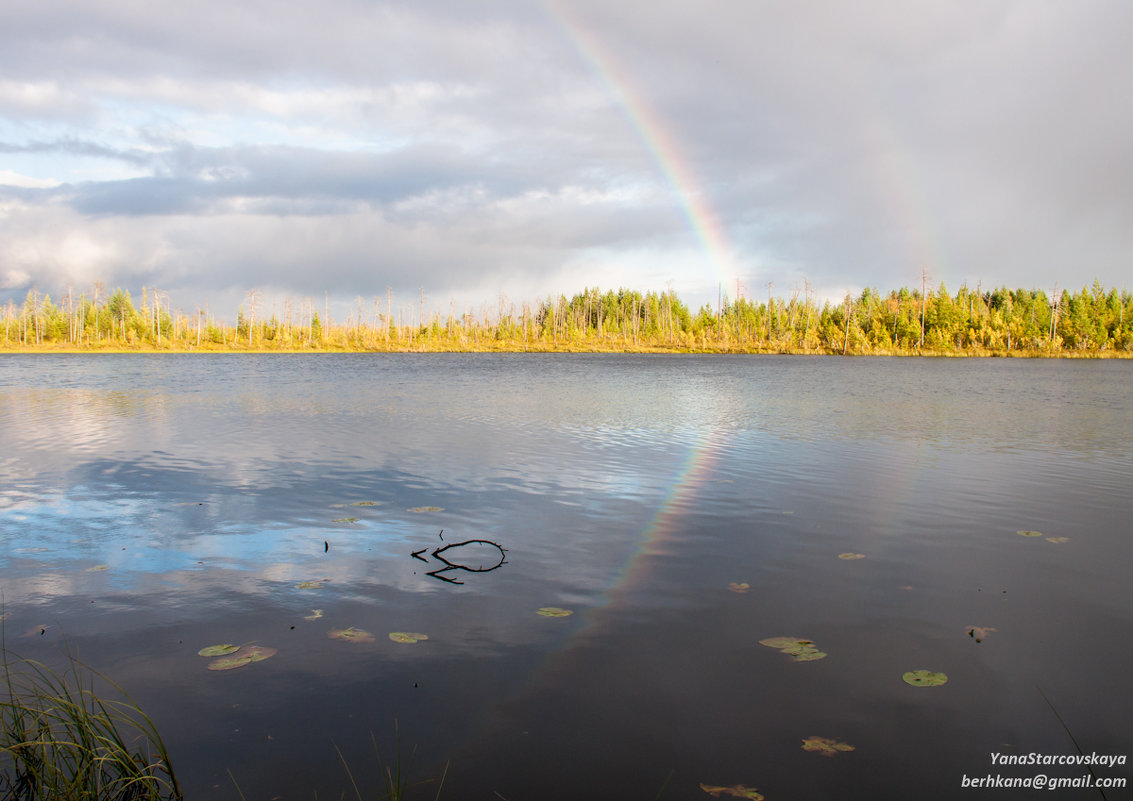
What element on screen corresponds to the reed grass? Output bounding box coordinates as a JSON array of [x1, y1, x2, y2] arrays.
[[0, 644, 182, 800]]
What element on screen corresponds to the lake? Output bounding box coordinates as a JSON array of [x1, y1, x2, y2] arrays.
[[1, 354, 1130, 800]]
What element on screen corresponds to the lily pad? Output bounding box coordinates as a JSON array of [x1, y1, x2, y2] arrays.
[[727, 582, 750, 593], [240, 645, 277, 662], [537, 607, 574, 617], [208, 654, 253, 671], [966, 626, 997, 643], [902, 669, 948, 687], [838, 553, 865, 560], [206, 645, 277, 671], [1017, 530, 1043, 537], [389, 632, 429, 644], [350, 501, 381, 507], [85, 564, 110, 572], [700, 785, 764, 800], [1046, 536, 1070, 544], [801, 736, 855, 756], [332, 517, 359, 524], [296, 580, 325, 589], [759, 637, 827, 661], [303, 609, 324, 621], [759, 637, 811, 650], [198, 644, 241, 657], [408, 506, 444, 513], [791, 648, 828, 662], [329, 627, 375, 643]]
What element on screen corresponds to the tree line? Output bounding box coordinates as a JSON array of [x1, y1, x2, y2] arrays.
[[2, 281, 1130, 355]]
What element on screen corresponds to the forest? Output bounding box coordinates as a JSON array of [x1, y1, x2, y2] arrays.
[[2, 281, 1131, 356]]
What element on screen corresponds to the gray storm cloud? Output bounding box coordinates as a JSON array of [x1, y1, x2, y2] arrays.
[[1, 0, 1129, 318]]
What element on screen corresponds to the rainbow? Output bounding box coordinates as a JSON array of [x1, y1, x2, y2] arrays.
[[600, 429, 728, 606], [532, 1, 739, 634], [539, 0, 741, 299]]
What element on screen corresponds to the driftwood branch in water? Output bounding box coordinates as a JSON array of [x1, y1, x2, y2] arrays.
[[411, 537, 508, 584], [430, 539, 507, 572], [426, 566, 466, 584]]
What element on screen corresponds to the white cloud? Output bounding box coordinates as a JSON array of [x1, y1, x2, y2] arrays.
[[0, 170, 60, 188]]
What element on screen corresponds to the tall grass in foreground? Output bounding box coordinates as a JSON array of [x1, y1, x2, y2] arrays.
[[0, 644, 182, 801], [229, 722, 449, 801]]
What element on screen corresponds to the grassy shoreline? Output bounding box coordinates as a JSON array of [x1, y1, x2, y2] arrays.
[[1, 342, 1130, 357]]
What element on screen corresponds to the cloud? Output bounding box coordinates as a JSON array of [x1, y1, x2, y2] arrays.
[[1, 0, 1131, 315]]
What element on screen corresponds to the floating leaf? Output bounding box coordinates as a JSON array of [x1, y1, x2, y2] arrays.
[[759, 637, 827, 662], [296, 580, 325, 589], [198, 644, 241, 657], [329, 627, 375, 643], [350, 501, 381, 507], [85, 564, 110, 572], [801, 736, 855, 756], [966, 626, 997, 643], [1046, 537, 1070, 544], [699, 784, 764, 799], [205, 645, 277, 670], [537, 607, 574, 617], [728, 582, 750, 593], [332, 517, 359, 523], [240, 645, 277, 662], [408, 506, 444, 513], [208, 655, 253, 671], [838, 553, 865, 560], [759, 637, 810, 650], [903, 669, 948, 687], [791, 648, 828, 662], [1017, 530, 1043, 538], [389, 632, 429, 644], [303, 609, 324, 621]]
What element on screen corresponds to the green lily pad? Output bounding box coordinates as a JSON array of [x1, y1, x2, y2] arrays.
[[700, 785, 764, 800], [1017, 530, 1043, 537], [389, 632, 429, 644], [408, 506, 444, 513], [727, 582, 750, 593], [332, 517, 359, 524], [903, 669, 948, 687], [296, 580, 325, 589], [350, 501, 381, 507], [759, 637, 827, 662], [536, 607, 574, 617], [791, 648, 828, 661], [198, 644, 241, 657], [1046, 536, 1070, 544], [801, 736, 855, 756], [85, 564, 110, 572], [838, 553, 865, 560], [329, 627, 375, 643], [759, 636, 811, 650], [206, 645, 277, 671]]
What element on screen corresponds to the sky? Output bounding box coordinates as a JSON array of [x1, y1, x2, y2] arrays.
[[1, 0, 1130, 323]]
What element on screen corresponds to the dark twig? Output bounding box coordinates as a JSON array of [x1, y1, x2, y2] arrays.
[[431, 540, 507, 572]]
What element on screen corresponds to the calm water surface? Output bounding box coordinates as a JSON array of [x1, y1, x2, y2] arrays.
[[1, 354, 1131, 800]]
